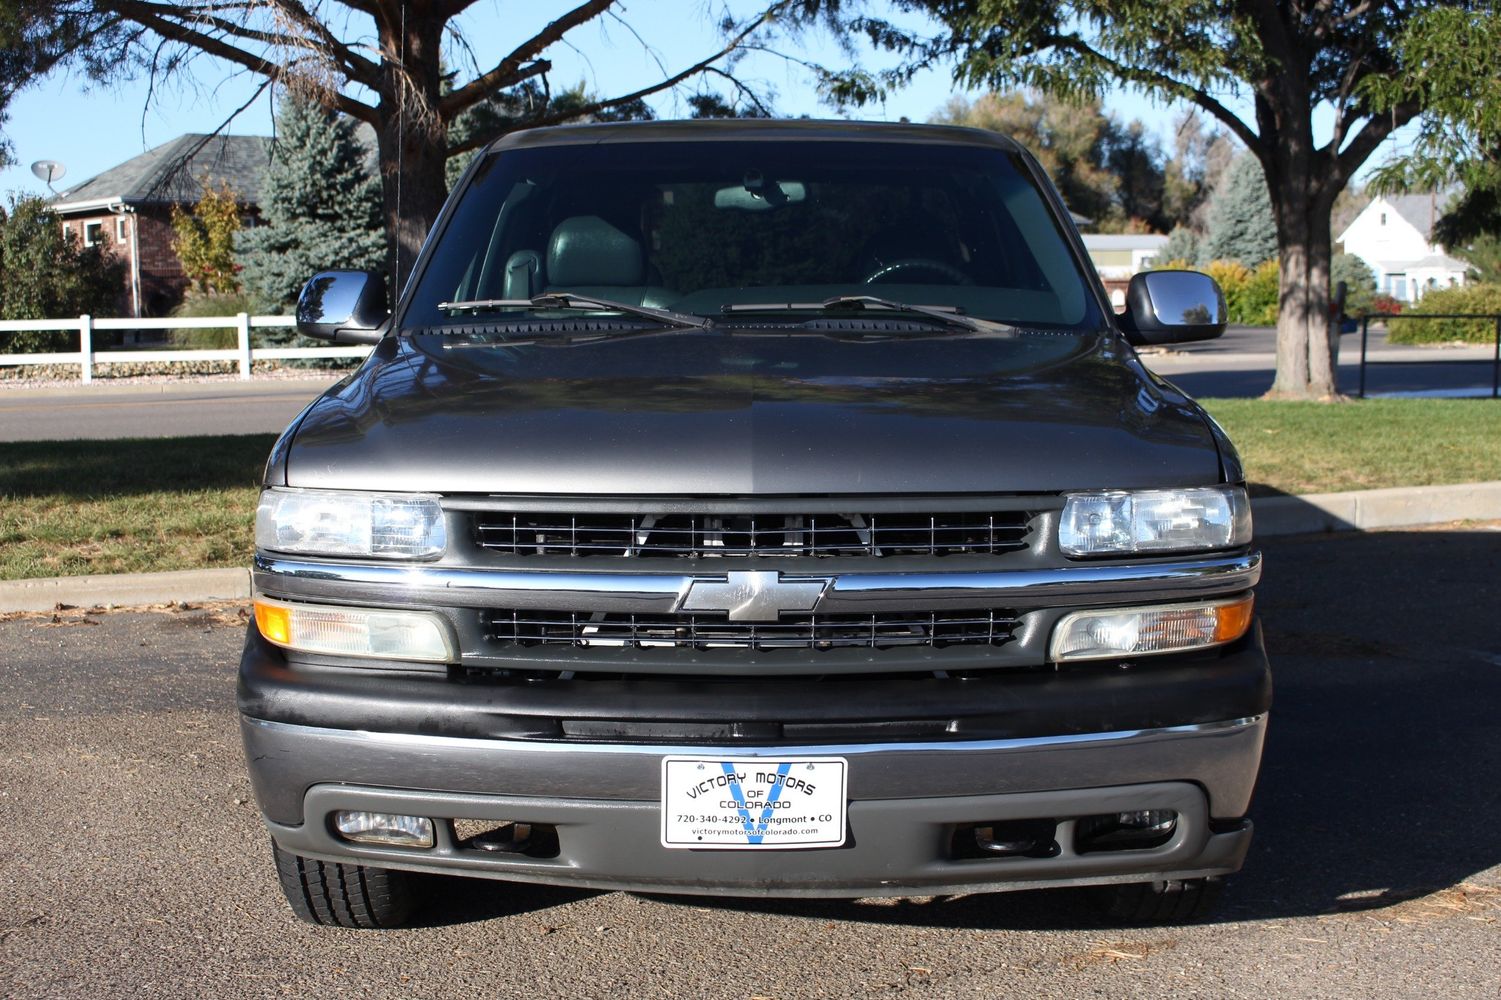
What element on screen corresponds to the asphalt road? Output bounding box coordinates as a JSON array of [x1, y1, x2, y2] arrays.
[[0, 378, 339, 442], [1151, 325, 1501, 399], [2, 327, 1498, 443], [3, 528, 1499, 998]]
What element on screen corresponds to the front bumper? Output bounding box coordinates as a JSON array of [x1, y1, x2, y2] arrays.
[[243, 713, 1264, 897], [239, 580, 1270, 896]]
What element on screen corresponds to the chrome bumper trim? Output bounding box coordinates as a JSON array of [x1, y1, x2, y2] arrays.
[[254, 551, 1260, 611], [242, 714, 1263, 759]]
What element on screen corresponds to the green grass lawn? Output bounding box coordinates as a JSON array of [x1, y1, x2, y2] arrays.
[[1201, 398, 1501, 497], [2, 399, 1499, 580], [0, 435, 273, 581]]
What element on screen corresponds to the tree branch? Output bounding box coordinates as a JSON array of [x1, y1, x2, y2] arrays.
[[1333, 100, 1422, 181], [261, 0, 379, 86], [100, 0, 377, 120], [516, 7, 783, 129], [439, 0, 615, 118], [701, 66, 774, 116], [1040, 31, 1263, 154]]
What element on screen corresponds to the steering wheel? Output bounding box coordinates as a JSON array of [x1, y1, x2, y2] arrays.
[[862, 258, 972, 286]]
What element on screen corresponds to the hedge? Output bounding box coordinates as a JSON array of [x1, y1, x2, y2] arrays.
[[1386, 284, 1501, 344]]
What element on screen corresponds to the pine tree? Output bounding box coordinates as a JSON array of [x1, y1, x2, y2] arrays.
[[1160, 226, 1201, 266], [238, 93, 384, 312], [1203, 155, 1278, 267]]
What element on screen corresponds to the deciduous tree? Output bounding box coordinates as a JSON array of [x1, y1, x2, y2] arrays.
[[171, 184, 243, 297], [933, 91, 1167, 231], [798, 0, 1478, 398], [0, 195, 123, 350], [0, 1, 125, 166], [81, 1, 790, 284]]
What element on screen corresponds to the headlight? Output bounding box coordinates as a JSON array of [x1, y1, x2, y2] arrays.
[[255, 488, 446, 559], [254, 597, 456, 663], [1059, 486, 1250, 556], [1050, 595, 1255, 662]]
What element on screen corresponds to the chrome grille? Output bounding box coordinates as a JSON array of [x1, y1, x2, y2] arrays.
[[473, 511, 1032, 558], [483, 609, 1020, 651]]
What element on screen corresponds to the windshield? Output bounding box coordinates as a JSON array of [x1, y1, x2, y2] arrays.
[[402, 137, 1103, 330]]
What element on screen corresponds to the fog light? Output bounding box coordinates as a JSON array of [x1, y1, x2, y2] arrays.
[[1049, 594, 1254, 662], [333, 811, 435, 848], [254, 597, 456, 663], [1076, 809, 1179, 852]]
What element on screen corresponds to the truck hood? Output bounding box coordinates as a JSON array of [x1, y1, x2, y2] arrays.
[[280, 328, 1224, 495]]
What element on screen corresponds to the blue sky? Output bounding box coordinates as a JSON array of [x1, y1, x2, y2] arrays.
[[0, 2, 1402, 200]]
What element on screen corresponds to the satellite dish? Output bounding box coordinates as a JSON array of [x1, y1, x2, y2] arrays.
[[30, 160, 67, 192]]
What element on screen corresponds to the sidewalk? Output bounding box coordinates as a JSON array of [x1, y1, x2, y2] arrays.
[[3, 480, 1498, 614]]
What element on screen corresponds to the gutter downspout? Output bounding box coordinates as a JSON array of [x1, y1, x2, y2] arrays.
[[107, 201, 142, 318]]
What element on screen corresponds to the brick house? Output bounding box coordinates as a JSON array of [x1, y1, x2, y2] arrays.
[[49, 134, 272, 317]]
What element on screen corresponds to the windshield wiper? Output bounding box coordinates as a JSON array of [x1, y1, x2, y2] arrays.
[[436, 292, 711, 330], [723, 295, 1003, 334]]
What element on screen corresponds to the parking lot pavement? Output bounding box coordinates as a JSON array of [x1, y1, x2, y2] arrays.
[[2, 528, 1499, 999]]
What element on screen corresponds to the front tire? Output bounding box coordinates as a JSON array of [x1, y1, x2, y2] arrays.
[[1097, 876, 1223, 924], [272, 840, 420, 928]]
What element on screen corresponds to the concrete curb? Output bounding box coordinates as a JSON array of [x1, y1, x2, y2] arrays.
[[1252, 480, 1501, 537], [2, 482, 1498, 614], [0, 567, 250, 614]]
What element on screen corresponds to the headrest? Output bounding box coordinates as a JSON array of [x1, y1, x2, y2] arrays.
[[547, 216, 643, 287]]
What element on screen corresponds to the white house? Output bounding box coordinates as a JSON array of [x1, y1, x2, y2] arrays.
[[1082, 233, 1170, 311], [1336, 194, 1471, 303]]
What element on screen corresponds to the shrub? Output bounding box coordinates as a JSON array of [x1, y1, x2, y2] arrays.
[[167, 292, 256, 349], [0, 195, 124, 353], [1371, 293, 1403, 315], [1331, 252, 1378, 316], [1201, 259, 1252, 323], [1242, 259, 1280, 326], [1389, 283, 1501, 343]]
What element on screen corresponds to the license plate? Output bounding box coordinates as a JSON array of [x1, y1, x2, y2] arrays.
[[660, 756, 848, 849]]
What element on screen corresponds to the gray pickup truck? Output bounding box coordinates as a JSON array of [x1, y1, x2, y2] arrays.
[[240, 119, 1268, 928]]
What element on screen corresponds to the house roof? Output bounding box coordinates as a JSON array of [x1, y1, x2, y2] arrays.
[[1081, 234, 1169, 251], [50, 133, 274, 213], [1408, 252, 1471, 272], [1382, 193, 1451, 241]]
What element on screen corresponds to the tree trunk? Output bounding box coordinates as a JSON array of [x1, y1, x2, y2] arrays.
[[374, 9, 447, 295], [1265, 146, 1340, 399]]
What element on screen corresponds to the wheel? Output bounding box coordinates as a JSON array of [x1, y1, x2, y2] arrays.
[[1096, 876, 1223, 924], [271, 839, 420, 928], [862, 257, 971, 285]]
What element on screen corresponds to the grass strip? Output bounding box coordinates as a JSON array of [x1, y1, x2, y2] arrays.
[[0, 435, 274, 581], [2, 400, 1499, 580], [1201, 398, 1501, 497]]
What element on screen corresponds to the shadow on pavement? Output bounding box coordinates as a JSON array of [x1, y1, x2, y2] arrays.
[[406, 526, 1501, 931]]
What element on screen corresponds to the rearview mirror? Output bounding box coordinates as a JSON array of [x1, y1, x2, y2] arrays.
[[714, 179, 807, 211], [1119, 270, 1227, 345], [295, 270, 388, 344]]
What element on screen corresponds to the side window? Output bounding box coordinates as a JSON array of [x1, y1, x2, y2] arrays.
[[116, 218, 129, 244], [84, 221, 103, 246]]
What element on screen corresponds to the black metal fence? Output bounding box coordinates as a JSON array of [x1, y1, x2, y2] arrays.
[[1356, 313, 1501, 399]]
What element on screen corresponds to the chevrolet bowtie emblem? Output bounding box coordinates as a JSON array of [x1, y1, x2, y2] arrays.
[[679, 571, 830, 621]]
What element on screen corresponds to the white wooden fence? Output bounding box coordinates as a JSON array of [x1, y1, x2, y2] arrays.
[[0, 314, 373, 383]]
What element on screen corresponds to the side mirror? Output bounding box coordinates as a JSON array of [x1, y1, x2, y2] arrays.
[[295, 270, 388, 344], [1119, 270, 1227, 345]]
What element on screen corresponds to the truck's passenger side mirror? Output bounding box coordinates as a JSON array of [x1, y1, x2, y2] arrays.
[[295, 270, 388, 344], [1119, 270, 1227, 345]]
